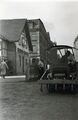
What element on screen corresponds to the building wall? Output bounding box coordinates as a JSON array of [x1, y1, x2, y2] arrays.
[[29, 31, 40, 60], [28, 19, 50, 65], [0, 39, 8, 60], [16, 48, 29, 75], [0, 40, 30, 75], [74, 38, 78, 61], [0, 39, 16, 75], [28, 31, 39, 79], [39, 31, 48, 64], [28, 19, 40, 61], [7, 42, 16, 75], [28, 19, 57, 78], [0, 20, 32, 76], [0, 30, 30, 76], [0, 39, 14, 75], [7, 41, 30, 75], [15, 30, 30, 75]]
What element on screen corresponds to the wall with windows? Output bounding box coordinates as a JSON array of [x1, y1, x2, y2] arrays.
[[16, 48, 29, 75], [28, 20, 40, 63], [28, 19, 57, 71], [7, 40, 29, 75], [29, 31, 40, 64], [18, 31, 29, 51], [28, 19, 56, 78], [0, 27, 31, 75], [0, 39, 8, 60], [0, 39, 16, 75], [15, 31, 30, 75], [28, 19, 53, 67], [30, 31, 39, 54]]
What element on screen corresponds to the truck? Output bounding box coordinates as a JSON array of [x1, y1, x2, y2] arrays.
[[38, 45, 78, 93]]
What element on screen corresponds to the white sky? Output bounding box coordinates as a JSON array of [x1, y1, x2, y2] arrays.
[[0, 0, 78, 46]]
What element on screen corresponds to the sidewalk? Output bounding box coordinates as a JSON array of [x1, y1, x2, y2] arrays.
[[0, 75, 26, 82]]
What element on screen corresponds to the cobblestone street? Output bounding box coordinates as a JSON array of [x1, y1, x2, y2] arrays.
[[0, 80, 78, 120]]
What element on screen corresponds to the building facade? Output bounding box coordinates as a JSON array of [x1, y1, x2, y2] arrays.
[[0, 19, 33, 76], [28, 19, 55, 67], [27, 19, 57, 79]]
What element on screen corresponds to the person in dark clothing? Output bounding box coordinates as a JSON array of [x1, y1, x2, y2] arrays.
[[38, 60, 45, 79], [67, 51, 76, 72]]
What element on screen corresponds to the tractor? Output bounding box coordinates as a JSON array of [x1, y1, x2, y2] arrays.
[[38, 45, 78, 93]]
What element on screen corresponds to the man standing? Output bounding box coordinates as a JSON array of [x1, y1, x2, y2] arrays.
[[38, 60, 44, 79], [0, 59, 8, 78]]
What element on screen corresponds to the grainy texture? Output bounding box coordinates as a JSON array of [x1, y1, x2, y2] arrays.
[[0, 81, 78, 120]]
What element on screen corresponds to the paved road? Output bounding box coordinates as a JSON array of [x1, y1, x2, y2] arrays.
[[0, 79, 78, 120]]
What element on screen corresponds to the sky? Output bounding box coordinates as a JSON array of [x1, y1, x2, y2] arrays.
[[0, 0, 78, 46]]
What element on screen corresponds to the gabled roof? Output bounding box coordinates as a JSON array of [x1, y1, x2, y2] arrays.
[[0, 19, 33, 51]]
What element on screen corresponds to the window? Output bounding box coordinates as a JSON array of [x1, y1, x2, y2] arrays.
[[29, 23, 33, 29], [19, 32, 27, 48], [0, 40, 8, 58], [2, 41, 7, 49], [30, 32, 38, 41], [32, 58, 36, 64], [2, 49, 7, 57], [33, 45, 37, 53], [19, 38, 22, 45], [31, 34, 37, 40]]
